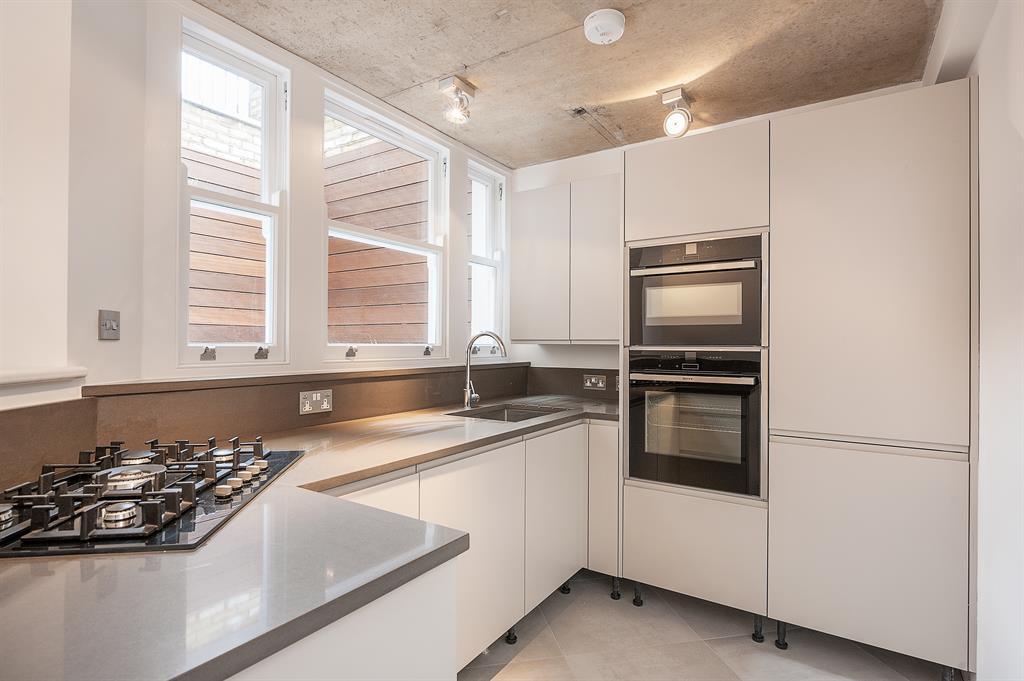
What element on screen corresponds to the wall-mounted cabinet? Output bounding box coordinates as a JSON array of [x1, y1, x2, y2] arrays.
[[624, 120, 769, 242], [511, 175, 620, 343], [510, 184, 570, 342], [770, 80, 970, 448], [768, 438, 968, 669]]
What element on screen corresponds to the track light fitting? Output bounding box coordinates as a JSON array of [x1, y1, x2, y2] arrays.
[[658, 85, 693, 138], [439, 75, 476, 126]]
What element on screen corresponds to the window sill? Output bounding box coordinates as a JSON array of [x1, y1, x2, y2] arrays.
[[0, 366, 88, 388]]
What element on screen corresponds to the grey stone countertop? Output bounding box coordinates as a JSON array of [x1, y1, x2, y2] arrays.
[[0, 395, 616, 681]]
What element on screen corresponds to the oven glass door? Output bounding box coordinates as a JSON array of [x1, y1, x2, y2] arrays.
[[628, 375, 760, 496], [630, 266, 761, 346]]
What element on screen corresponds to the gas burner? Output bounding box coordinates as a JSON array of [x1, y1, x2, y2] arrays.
[[208, 448, 236, 464], [103, 464, 166, 491], [0, 504, 13, 527], [119, 450, 160, 466], [101, 501, 138, 528]]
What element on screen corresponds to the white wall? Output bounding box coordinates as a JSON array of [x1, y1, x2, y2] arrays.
[[509, 146, 621, 369], [67, 0, 146, 384], [969, 2, 1024, 678], [0, 0, 85, 408]]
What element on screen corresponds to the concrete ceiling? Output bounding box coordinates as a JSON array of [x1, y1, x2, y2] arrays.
[[196, 0, 942, 168]]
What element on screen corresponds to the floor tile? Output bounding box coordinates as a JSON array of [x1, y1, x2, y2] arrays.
[[654, 587, 758, 641], [707, 628, 906, 681], [459, 656, 576, 681], [565, 640, 741, 680], [856, 642, 946, 681], [569, 568, 612, 585], [540, 577, 702, 657], [466, 609, 563, 669]]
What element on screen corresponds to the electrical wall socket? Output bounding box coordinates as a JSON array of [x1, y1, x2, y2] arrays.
[[299, 389, 333, 414], [583, 374, 607, 391]]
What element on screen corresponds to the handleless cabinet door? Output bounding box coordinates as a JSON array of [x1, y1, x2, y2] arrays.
[[624, 120, 769, 241], [511, 183, 570, 342], [419, 442, 526, 669], [570, 173, 621, 342], [770, 80, 970, 448], [768, 438, 968, 669], [340, 475, 419, 518], [587, 422, 619, 576], [525, 424, 588, 612]]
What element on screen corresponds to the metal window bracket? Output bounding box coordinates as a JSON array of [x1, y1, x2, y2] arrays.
[[471, 346, 479, 355], [254, 346, 269, 360], [423, 346, 432, 356], [345, 346, 358, 358], [200, 346, 217, 361]]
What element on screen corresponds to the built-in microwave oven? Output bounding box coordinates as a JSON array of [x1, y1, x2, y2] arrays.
[[628, 349, 764, 498], [628, 235, 766, 347]]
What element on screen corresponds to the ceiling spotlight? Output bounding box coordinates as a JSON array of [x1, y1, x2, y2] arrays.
[[658, 85, 693, 138], [439, 75, 476, 126], [584, 9, 625, 45]]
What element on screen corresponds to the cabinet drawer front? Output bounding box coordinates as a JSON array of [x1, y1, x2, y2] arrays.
[[623, 484, 767, 615], [624, 120, 769, 241], [768, 439, 968, 668]]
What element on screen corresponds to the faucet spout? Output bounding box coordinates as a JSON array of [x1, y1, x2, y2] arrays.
[[464, 331, 508, 408]]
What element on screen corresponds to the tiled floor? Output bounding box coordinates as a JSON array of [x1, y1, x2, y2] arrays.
[[459, 570, 946, 681]]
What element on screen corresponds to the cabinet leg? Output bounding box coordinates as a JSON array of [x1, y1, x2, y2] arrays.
[[632, 583, 644, 607], [775, 621, 789, 650], [560, 582, 571, 595], [940, 666, 957, 681], [504, 627, 517, 645], [752, 615, 765, 643], [610, 577, 621, 600]]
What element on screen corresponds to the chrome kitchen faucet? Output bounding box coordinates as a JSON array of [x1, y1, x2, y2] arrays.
[[464, 331, 508, 408]]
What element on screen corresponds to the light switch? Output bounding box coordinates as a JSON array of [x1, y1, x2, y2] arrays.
[[98, 310, 120, 340]]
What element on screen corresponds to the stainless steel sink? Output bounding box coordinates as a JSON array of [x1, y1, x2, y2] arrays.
[[446, 403, 567, 423]]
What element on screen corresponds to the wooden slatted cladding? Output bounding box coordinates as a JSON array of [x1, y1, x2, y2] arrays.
[[183, 148, 261, 200], [324, 126, 432, 344], [188, 204, 267, 344]]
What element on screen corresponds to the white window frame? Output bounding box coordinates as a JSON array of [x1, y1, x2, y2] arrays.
[[467, 163, 505, 350], [323, 94, 449, 362], [177, 26, 289, 367]]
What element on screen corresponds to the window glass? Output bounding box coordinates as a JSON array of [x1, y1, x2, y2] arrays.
[[327, 232, 433, 344], [467, 170, 503, 343], [470, 179, 490, 258], [323, 115, 431, 243], [181, 51, 264, 200], [187, 201, 269, 344], [470, 263, 498, 337]]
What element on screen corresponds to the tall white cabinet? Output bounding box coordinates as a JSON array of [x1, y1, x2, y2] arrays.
[[768, 79, 971, 669], [770, 80, 970, 449], [511, 175, 620, 343]]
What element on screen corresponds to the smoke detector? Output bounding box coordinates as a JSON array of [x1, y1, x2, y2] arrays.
[[584, 9, 625, 45]]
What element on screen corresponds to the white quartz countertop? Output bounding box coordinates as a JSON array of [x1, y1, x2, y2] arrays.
[[0, 394, 616, 681]]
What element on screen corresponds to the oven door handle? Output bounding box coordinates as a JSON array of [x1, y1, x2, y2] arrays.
[[629, 260, 757, 277], [629, 373, 758, 386]]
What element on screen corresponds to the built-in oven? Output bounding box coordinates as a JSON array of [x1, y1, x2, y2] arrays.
[[628, 349, 763, 498], [628, 235, 766, 347]]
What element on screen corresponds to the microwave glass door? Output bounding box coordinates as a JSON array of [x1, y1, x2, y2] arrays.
[[631, 267, 761, 346], [629, 377, 760, 497]]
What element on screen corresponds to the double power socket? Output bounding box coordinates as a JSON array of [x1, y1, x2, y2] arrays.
[[299, 389, 333, 414]]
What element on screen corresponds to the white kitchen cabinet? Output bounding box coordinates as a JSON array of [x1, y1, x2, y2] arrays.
[[419, 443, 526, 670], [623, 483, 767, 615], [510, 183, 570, 342], [525, 424, 588, 611], [770, 80, 970, 448], [339, 474, 419, 518], [768, 438, 968, 669], [624, 120, 769, 242], [587, 422, 619, 576], [570, 173, 621, 342]]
